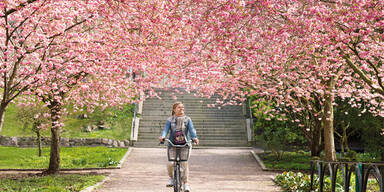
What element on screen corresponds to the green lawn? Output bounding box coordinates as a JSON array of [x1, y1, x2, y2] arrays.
[[2, 104, 133, 141], [0, 174, 105, 192], [261, 151, 382, 171], [260, 151, 312, 171], [0, 146, 127, 169]]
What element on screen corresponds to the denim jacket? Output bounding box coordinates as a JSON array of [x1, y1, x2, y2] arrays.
[[161, 115, 198, 145]]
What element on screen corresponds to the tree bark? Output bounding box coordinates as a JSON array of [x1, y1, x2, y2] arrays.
[[44, 100, 62, 174], [342, 121, 350, 152], [36, 130, 42, 157], [0, 103, 6, 135], [382, 151, 384, 161], [311, 120, 323, 157], [323, 84, 337, 161]]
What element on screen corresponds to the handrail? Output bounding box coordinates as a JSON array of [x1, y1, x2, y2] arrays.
[[130, 70, 138, 145], [130, 102, 137, 143]]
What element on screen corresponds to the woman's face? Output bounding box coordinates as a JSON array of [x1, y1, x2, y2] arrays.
[[174, 104, 185, 116]]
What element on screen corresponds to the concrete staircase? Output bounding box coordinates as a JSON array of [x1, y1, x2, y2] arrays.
[[133, 90, 249, 147]]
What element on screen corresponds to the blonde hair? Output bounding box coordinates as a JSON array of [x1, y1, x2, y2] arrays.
[[171, 102, 183, 116]]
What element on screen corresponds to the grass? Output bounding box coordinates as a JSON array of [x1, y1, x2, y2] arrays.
[[261, 151, 383, 171], [0, 146, 127, 169], [260, 151, 312, 171], [2, 104, 134, 141], [0, 174, 105, 192]]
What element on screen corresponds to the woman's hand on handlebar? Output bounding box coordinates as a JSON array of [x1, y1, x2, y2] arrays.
[[159, 136, 165, 143], [193, 138, 199, 145]]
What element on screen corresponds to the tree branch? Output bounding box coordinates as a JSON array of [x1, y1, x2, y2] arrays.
[[48, 15, 93, 40], [1, 0, 40, 17], [339, 48, 384, 95]]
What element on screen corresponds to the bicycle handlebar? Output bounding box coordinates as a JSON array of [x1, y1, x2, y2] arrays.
[[159, 139, 194, 147]]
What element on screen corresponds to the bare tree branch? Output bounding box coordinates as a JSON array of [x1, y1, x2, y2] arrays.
[[1, 0, 40, 17]]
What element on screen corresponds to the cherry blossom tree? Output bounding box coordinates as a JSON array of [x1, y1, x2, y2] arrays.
[[167, 0, 384, 161], [247, 0, 384, 161], [0, 0, 136, 174], [2, 0, 383, 170], [0, 0, 185, 174]]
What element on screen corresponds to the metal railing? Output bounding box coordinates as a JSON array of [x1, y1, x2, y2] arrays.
[[130, 102, 137, 144], [310, 160, 384, 192]]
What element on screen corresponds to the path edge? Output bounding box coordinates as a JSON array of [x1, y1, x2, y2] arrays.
[[250, 150, 267, 170], [80, 173, 114, 192], [250, 150, 285, 172], [117, 147, 133, 168], [80, 147, 133, 192]]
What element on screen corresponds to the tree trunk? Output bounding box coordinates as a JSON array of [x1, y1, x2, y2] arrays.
[[44, 101, 62, 174], [37, 131, 42, 157], [323, 88, 337, 161], [47, 126, 60, 174], [311, 121, 322, 157], [382, 151, 384, 161], [342, 122, 350, 152], [0, 104, 6, 135], [340, 137, 345, 156]]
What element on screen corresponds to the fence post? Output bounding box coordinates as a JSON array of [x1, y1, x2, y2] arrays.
[[356, 163, 363, 192], [310, 161, 314, 191]]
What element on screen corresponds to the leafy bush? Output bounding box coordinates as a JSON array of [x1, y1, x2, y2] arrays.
[[275, 171, 316, 192], [345, 150, 357, 161], [275, 171, 344, 192], [251, 100, 306, 160], [356, 152, 382, 162], [275, 171, 380, 192]]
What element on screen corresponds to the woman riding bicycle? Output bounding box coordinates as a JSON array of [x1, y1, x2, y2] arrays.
[[159, 101, 199, 192]]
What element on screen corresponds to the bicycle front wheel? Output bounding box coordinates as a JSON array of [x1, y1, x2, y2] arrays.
[[174, 164, 181, 192]]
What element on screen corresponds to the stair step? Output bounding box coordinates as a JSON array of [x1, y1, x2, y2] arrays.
[[139, 121, 244, 126], [142, 111, 242, 114], [138, 131, 247, 136], [133, 140, 249, 147], [136, 89, 249, 147], [138, 127, 247, 132], [138, 135, 247, 141], [138, 118, 245, 121], [140, 122, 245, 127], [142, 112, 243, 117], [140, 116, 245, 120], [143, 105, 242, 109]]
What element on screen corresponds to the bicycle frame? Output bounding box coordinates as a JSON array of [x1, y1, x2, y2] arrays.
[[162, 139, 191, 192]]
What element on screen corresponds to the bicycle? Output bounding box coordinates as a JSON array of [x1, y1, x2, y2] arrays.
[[160, 138, 191, 192]]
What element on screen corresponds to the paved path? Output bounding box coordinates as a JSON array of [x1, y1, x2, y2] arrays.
[[95, 147, 281, 192]]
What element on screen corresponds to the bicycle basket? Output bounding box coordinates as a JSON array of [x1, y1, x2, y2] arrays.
[[167, 145, 190, 162]]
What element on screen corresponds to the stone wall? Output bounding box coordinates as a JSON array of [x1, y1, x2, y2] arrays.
[[0, 136, 129, 148]]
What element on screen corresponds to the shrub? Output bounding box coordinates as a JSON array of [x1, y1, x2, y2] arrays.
[[275, 171, 315, 192], [275, 171, 340, 192], [275, 171, 380, 192], [345, 150, 357, 161]]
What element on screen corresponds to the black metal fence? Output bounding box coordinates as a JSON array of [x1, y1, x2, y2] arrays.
[[310, 160, 384, 192]]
